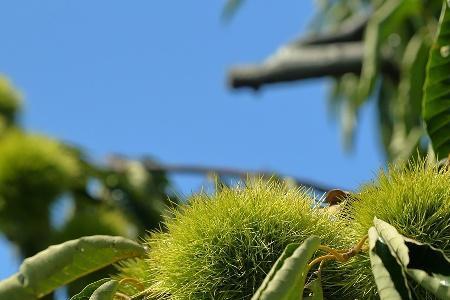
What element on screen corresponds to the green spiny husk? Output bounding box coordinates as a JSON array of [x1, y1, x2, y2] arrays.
[[0, 131, 79, 207], [322, 160, 450, 300], [118, 180, 352, 300]]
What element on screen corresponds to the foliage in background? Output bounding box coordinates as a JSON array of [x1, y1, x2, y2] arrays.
[[0, 76, 21, 131], [0, 131, 79, 257], [226, 0, 445, 162], [312, 0, 442, 160], [0, 78, 178, 298]]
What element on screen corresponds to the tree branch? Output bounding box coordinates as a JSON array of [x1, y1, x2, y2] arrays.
[[108, 156, 338, 193], [228, 42, 398, 90], [229, 42, 363, 90]]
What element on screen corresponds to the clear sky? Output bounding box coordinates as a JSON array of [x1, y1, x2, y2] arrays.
[[0, 1, 384, 280]]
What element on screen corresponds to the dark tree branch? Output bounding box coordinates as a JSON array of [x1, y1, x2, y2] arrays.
[[229, 42, 363, 90], [227, 13, 402, 91], [228, 42, 398, 90], [108, 156, 339, 193]]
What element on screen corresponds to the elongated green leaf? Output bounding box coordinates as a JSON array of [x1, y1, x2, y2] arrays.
[[358, 0, 421, 104], [89, 280, 119, 300], [389, 30, 430, 161], [70, 279, 110, 300], [368, 227, 412, 300], [0, 235, 145, 299], [251, 235, 321, 300], [423, 1, 450, 158], [373, 217, 450, 299]]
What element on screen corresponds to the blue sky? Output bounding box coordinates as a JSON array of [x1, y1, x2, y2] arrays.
[[0, 1, 384, 280]]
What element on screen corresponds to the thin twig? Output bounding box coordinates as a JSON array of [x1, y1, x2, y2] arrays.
[[108, 155, 338, 193]]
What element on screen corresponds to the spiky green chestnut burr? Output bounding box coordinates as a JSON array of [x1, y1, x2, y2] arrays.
[[0, 132, 79, 242], [120, 180, 350, 300], [0, 132, 79, 206], [323, 161, 450, 300]]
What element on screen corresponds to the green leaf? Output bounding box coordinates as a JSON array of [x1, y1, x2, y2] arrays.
[[423, 1, 450, 159], [373, 217, 450, 299], [222, 0, 245, 21], [251, 235, 321, 300], [358, 0, 421, 104], [368, 227, 412, 300], [70, 279, 111, 300], [89, 280, 119, 300], [0, 235, 145, 299], [390, 30, 430, 161]]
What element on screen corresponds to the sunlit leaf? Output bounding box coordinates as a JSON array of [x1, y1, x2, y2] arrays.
[[358, 0, 421, 104], [0, 236, 145, 299]]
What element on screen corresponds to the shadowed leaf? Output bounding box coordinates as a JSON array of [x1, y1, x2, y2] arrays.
[[70, 279, 110, 300], [89, 280, 119, 300], [374, 217, 450, 299], [251, 235, 321, 300], [304, 277, 324, 300]]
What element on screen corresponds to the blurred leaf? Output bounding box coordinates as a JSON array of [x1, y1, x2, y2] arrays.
[[377, 77, 397, 160], [423, 1, 450, 159], [70, 279, 110, 300], [368, 226, 412, 300], [222, 0, 245, 21], [358, 0, 421, 104], [0, 236, 145, 299], [387, 30, 430, 161], [400, 30, 430, 127], [251, 236, 321, 300], [341, 100, 358, 151]]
